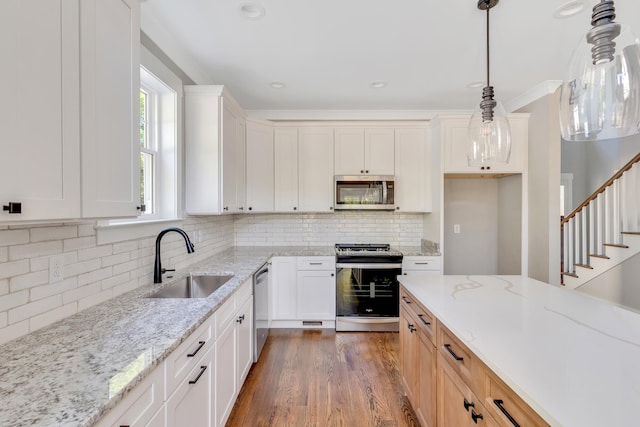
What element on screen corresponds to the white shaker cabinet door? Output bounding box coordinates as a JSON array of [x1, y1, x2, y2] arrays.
[[246, 121, 274, 212], [296, 270, 336, 320], [298, 127, 334, 213], [274, 129, 299, 212], [80, 0, 140, 218], [270, 257, 298, 320], [364, 128, 395, 175], [0, 0, 81, 222], [395, 128, 432, 212], [236, 297, 253, 386], [334, 128, 365, 175]]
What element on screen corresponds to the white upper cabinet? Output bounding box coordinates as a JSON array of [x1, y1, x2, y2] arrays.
[[274, 128, 299, 212], [298, 128, 334, 213], [81, 0, 140, 218], [246, 121, 274, 213], [439, 114, 529, 174], [0, 0, 140, 222], [184, 86, 246, 215], [334, 128, 394, 175], [395, 128, 432, 212], [235, 118, 246, 213]]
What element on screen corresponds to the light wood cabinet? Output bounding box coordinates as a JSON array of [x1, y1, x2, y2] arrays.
[[1, 0, 140, 222], [399, 288, 437, 427], [334, 128, 394, 175], [246, 121, 275, 212], [437, 114, 528, 174], [274, 128, 299, 212], [298, 127, 334, 212], [399, 285, 550, 427], [184, 85, 246, 215], [394, 128, 432, 212]]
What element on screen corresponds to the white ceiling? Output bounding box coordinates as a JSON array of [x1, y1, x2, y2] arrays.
[[140, 0, 640, 113]]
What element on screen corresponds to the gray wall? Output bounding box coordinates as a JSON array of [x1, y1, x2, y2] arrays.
[[498, 175, 522, 275], [517, 91, 562, 285]]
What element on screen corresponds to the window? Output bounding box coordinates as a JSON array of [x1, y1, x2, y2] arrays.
[[139, 87, 156, 215]]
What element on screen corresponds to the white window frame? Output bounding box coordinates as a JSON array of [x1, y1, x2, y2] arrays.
[[96, 45, 184, 245]]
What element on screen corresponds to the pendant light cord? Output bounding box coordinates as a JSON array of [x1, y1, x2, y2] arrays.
[[486, 6, 490, 87]]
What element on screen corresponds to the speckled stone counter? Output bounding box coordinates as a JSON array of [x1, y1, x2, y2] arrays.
[[395, 246, 441, 256], [399, 275, 640, 427], [0, 246, 333, 427]]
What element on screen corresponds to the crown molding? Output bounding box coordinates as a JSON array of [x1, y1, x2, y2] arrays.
[[505, 80, 563, 113]]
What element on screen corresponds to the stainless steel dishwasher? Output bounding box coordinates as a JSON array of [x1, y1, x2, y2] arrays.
[[253, 262, 270, 362]]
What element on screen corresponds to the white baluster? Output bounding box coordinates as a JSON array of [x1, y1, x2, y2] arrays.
[[612, 179, 620, 244], [581, 209, 588, 264], [568, 217, 575, 272], [596, 193, 604, 254], [589, 201, 595, 262]]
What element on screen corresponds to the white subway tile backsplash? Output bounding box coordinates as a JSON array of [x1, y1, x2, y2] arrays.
[[0, 212, 420, 344], [30, 225, 77, 242], [9, 241, 62, 261], [0, 229, 29, 247]]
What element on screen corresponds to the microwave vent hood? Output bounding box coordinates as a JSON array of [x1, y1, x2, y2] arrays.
[[334, 175, 396, 211]]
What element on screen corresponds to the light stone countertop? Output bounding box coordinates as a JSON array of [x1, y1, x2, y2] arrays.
[[395, 246, 441, 256], [399, 275, 640, 427], [0, 246, 334, 427]]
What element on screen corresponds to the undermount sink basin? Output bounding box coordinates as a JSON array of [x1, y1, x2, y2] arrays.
[[148, 274, 234, 298]]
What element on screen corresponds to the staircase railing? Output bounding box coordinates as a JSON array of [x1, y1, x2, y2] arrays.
[[561, 152, 640, 283]]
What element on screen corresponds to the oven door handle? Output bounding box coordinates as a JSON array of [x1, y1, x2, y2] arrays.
[[336, 263, 403, 269]]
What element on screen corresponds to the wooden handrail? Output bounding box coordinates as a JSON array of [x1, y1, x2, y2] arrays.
[[561, 152, 640, 225]]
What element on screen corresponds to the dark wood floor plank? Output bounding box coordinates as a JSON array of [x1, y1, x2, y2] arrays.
[[226, 329, 420, 427]]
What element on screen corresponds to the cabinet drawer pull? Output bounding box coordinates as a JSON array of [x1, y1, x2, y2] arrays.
[[414, 262, 430, 265], [417, 314, 430, 325], [401, 296, 412, 304], [188, 366, 207, 384], [493, 400, 521, 427], [444, 343, 463, 361], [407, 323, 416, 333], [237, 314, 245, 323], [309, 262, 323, 265], [471, 409, 484, 424], [187, 341, 206, 357], [464, 398, 475, 411]]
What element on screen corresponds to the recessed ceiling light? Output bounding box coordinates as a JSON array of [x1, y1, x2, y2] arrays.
[[239, 3, 266, 20], [370, 81, 387, 89], [270, 82, 286, 89], [553, 1, 587, 19], [466, 81, 484, 89]]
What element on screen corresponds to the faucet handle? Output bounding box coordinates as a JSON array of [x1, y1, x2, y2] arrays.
[[161, 268, 175, 274]]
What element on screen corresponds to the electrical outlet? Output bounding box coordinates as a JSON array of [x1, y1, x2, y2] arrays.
[[49, 255, 64, 283], [454, 224, 461, 234]]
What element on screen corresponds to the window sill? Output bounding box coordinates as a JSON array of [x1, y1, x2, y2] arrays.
[[96, 218, 183, 245]]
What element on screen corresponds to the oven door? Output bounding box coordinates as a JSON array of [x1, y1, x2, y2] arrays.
[[336, 263, 402, 318]]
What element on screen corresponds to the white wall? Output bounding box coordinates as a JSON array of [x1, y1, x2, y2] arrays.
[[0, 217, 234, 345], [234, 212, 424, 247]]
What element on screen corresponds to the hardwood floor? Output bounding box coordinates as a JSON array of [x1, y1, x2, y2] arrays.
[[226, 329, 420, 427]]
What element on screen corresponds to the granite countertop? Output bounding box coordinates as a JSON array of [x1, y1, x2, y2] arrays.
[[394, 246, 441, 256], [398, 275, 640, 427], [0, 245, 334, 427]]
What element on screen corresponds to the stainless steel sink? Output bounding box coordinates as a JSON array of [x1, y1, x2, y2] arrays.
[[147, 274, 234, 298]]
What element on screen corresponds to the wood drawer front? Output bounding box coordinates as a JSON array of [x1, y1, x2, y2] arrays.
[[400, 288, 436, 344], [437, 324, 476, 389], [402, 256, 441, 271], [297, 256, 335, 270], [485, 371, 549, 427], [165, 319, 213, 396]]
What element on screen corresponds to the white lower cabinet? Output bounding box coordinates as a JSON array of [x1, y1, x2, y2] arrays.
[[97, 279, 254, 427], [165, 344, 214, 427], [271, 256, 336, 327], [402, 256, 442, 276]]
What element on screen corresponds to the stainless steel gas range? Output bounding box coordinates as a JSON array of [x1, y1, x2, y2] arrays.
[[335, 243, 403, 332]]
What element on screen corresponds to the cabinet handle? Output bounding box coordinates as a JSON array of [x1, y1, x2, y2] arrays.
[[330, 273, 335, 277], [408, 324, 416, 333], [187, 341, 206, 358], [248, 207, 253, 211], [293, 207, 297, 211], [464, 398, 475, 411], [224, 206, 229, 211], [189, 366, 207, 384], [360, 170, 364, 173], [401, 296, 411, 304], [365, 170, 369, 174], [471, 409, 484, 424], [329, 206, 333, 210], [444, 343, 464, 361], [136, 204, 146, 212], [237, 314, 245, 323], [239, 206, 244, 210], [417, 313, 430, 325], [2, 202, 21, 214], [310, 262, 323, 265], [414, 262, 430, 265], [396, 206, 400, 210], [493, 400, 521, 427]]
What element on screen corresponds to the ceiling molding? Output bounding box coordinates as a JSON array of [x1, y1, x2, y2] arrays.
[[245, 110, 473, 121], [505, 80, 563, 113]]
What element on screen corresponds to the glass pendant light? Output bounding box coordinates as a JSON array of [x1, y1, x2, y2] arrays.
[[468, 0, 511, 167], [559, 0, 640, 141]]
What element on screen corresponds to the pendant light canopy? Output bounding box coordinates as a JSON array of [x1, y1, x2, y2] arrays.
[[559, 1, 640, 141], [468, 0, 512, 167]]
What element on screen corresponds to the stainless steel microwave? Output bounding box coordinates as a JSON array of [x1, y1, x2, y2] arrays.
[[334, 175, 395, 210]]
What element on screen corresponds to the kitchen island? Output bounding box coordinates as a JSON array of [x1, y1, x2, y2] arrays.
[[398, 275, 640, 427]]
